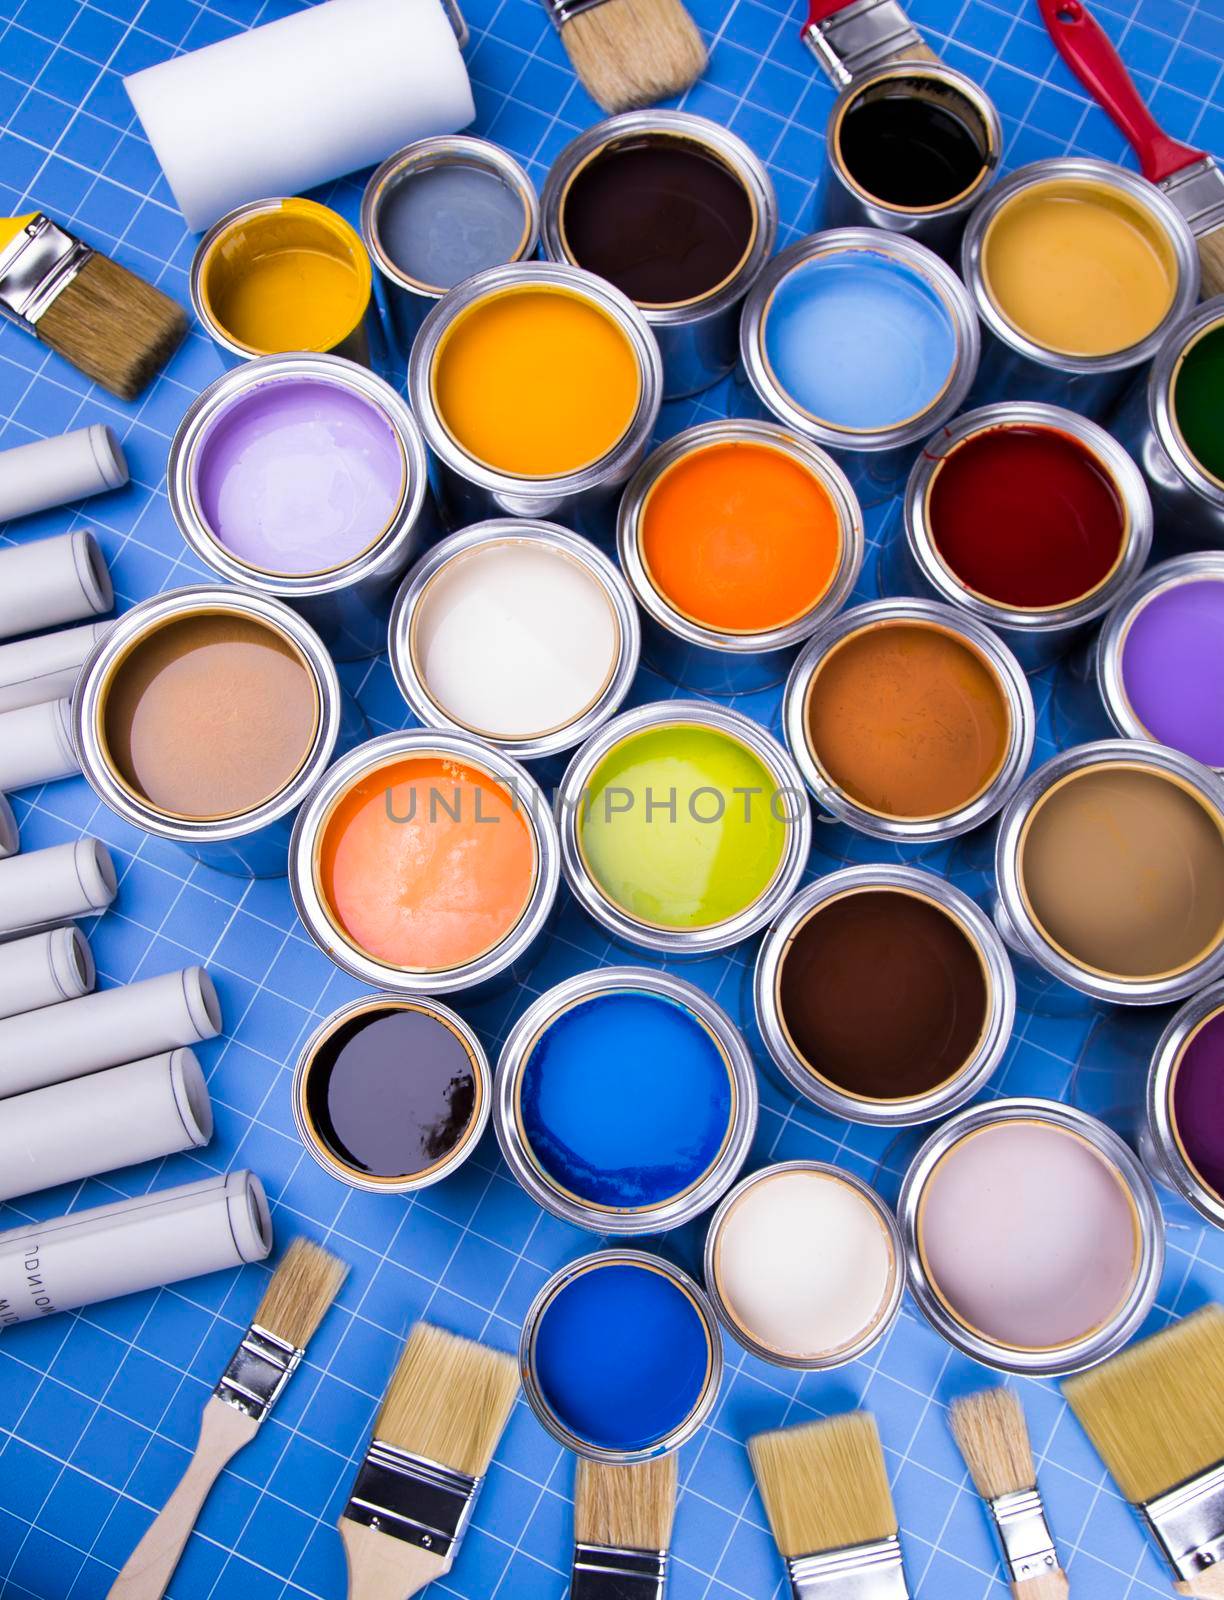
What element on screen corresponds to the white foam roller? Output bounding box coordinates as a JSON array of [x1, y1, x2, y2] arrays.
[[0, 698, 80, 791], [0, 926, 95, 1020], [0, 530, 113, 640], [0, 837, 117, 939], [124, 0, 475, 231], [0, 620, 114, 713], [0, 426, 129, 523], [0, 796, 16, 859]]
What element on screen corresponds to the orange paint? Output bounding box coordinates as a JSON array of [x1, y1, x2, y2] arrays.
[[318, 755, 536, 972], [639, 440, 842, 633]]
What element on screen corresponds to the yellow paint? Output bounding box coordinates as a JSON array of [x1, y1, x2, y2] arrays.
[[982, 178, 1178, 358], [431, 286, 641, 477], [198, 198, 371, 355]]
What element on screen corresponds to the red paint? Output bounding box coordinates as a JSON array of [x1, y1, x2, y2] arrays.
[[926, 424, 1125, 609]]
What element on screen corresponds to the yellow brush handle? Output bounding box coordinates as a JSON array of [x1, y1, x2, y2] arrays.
[[0, 213, 39, 257]]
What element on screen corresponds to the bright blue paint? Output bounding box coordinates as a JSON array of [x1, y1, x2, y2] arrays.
[[518, 990, 733, 1210], [533, 1261, 711, 1451], [763, 247, 958, 430]]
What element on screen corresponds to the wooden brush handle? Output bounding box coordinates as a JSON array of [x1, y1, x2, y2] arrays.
[[340, 1517, 450, 1600], [1175, 1572, 1224, 1597], [1015, 1568, 1070, 1599], [107, 1399, 259, 1600]]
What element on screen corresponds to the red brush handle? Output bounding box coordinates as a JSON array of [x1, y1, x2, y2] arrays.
[[1037, 0, 1205, 182], [804, 0, 857, 28]]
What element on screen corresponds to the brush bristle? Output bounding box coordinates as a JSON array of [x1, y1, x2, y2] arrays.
[[376, 1323, 519, 1479], [253, 1237, 348, 1351], [574, 1457, 678, 1551], [949, 1390, 1035, 1501], [37, 251, 187, 401], [1064, 1305, 1224, 1505], [748, 1412, 896, 1560], [558, 0, 706, 113], [1197, 226, 1224, 299]]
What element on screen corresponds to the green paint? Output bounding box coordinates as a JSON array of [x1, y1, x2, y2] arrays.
[[1173, 321, 1224, 485], [578, 723, 788, 930]]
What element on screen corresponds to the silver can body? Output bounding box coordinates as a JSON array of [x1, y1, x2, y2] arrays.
[[168, 353, 437, 661], [1143, 980, 1224, 1230]]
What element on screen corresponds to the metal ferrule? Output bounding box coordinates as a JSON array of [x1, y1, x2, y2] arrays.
[[1140, 1459, 1224, 1583], [787, 1535, 909, 1600], [988, 1488, 1059, 1585], [344, 1441, 478, 1560], [571, 1543, 667, 1600], [802, 0, 922, 87], [541, 0, 611, 26], [1162, 156, 1224, 238], [0, 213, 89, 331], [215, 1322, 302, 1423], [1143, 980, 1224, 1230]]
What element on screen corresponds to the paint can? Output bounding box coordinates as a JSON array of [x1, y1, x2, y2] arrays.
[[616, 419, 863, 693], [1143, 981, 1224, 1231], [361, 136, 539, 358], [993, 739, 1224, 1007], [292, 993, 490, 1194], [540, 111, 776, 399], [408, 261, 663, 535], [494, 966, 756, 1234], [900, 402, 1152, 669], [898, 1097, 1163, 1376], [73, 586, 347, 878], [289, 728, 559, 997], [168, 353, 436, 661], [1111, 296, 1224, 552], [388, 518, 639, 762], [703, 1161, 905, 1370], [519, 1247, 723, 1462], [821, 61, 1001, 260], [961, 157, 1200, 417], [556, 700, 811, 956], [191, 198, 375, 366], [753, 864, 1014, 1125], [782, 597, 1034, 843]]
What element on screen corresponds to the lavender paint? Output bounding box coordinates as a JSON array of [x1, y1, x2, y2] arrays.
[[1120, 578, 1224, 769]]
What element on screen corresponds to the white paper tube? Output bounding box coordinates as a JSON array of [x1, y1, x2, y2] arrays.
[[0, 531, 113, 640], [0, 797, 16, 859], [0, 1170, 271, 1324], [0, 966, 222, 1097], [0, 926, 94, 1020], [0, 621, 114, 713], [124, 0, 475, 231], [0, 837, 117, 940], [0, 426, 129, 523], [0, 698, 80, 791]]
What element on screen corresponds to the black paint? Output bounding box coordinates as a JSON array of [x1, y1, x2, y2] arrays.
[[837, 86, 988, 209]]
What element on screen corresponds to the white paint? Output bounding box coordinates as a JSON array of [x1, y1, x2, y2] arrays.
[[713, 1168, 896, 1361], [413, 539, 619, 740]]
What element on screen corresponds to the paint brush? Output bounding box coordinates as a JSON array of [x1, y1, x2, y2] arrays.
[[572, 1456, 678, 1600], [541, 0, 706, 114], [1039, 0, 1224, 298], [107, 1237, 349, 1600], [749, 1410, 911, 1598], [339, 1322, 519, 1598], [949, 1389, 1069, 1600], [801, 0, 939, 87], [1064, 1304, 1224, 1597]]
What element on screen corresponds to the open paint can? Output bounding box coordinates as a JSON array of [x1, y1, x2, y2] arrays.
[[362, 136, 539, 358], [74, 586, 345, 878], [822, 61, 1001, 259], [408, 261, 663, 534], [899, 1098, 1163, 1375], [495, 967, 756, 1234], [994, 740, 1224, 1007], [1112, 295, 1224, 552], [541, 111, 776, 398], [289, 729, 559, 997], [961, 157, 1200, 416], [388, 518, 639, 762], [703, 1161, 904, 1369], [739, 228, 978, 504], [901, 401, 1152, 668], [754, 864, 1014, 1125], [616, 419, 863, 693], [556, 700, 811, 955], [292, 993, 490, 1194], [782, 597, 1034, 843], [1144, 981, 1224, 1230], [519, 1248, 723, 1461], [191, 198, 374, 365], [168, 354, 435, 661]]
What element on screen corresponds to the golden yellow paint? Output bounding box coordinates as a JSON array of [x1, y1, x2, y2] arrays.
[[198, 198, 371, 355], [982, 178, 1177, 358], [431, 286, 641, 477]]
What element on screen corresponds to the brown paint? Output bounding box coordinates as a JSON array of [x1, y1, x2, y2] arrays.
[[1020, 764, 1224, 978]]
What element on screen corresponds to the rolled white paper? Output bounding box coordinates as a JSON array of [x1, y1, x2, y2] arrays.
[[0, 698, 80, 791], [0, 1170, 271, 1324], [0, 426, 129, 523], [0, 621, 114, 713], [0, 926, 95, 1020], [0, 966, 222, 1096], [0, 531, 113, 640], [124, 0, 475, 231], [0, 796, 16, 859], [0, 837, 117, 940], [0, 1049, 212, 1203]]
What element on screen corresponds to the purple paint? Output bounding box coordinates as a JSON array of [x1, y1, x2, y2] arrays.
[[193, 377, 405, 577], [1120, 578, 1224, 769], [1172, 1007, 1224, 1200]]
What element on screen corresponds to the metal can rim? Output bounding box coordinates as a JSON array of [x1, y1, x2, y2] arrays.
[[1143, 295, 1224, 507], [1145, 979, 1224, 1229]]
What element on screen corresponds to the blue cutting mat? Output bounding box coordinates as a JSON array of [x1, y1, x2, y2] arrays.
[[3, 0, 1224, 1595]]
